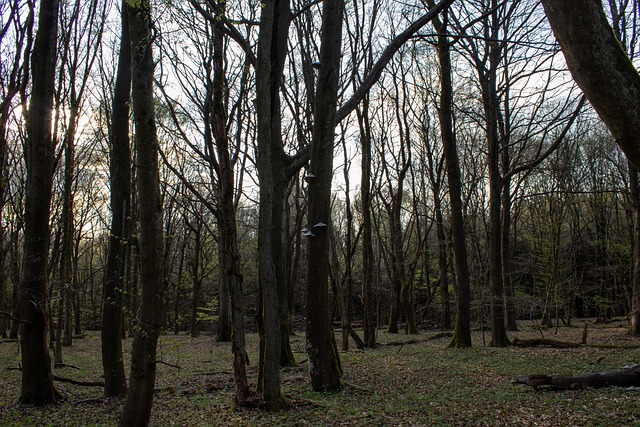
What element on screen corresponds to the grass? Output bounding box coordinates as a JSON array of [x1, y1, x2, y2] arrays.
[[1, 320, 640, 426]]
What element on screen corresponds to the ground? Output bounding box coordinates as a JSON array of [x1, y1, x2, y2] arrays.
[[1, 320, 639, 426]]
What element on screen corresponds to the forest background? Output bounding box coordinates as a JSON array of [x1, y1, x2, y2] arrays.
[[2, 0, 640, 424]]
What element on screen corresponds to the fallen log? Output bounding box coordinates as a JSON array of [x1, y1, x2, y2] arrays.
[[515, 365, 640, 390], [512, 338, 581, 348]]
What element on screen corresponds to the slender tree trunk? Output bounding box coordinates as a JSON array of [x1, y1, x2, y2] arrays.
[[59, 101, 76, 349], [210, 1, 250, 403], [18, 0, 60, 405], [305, 0, 344, 392], [483, 1, 509, 347], [358, 103, 376, 349], [430, 7, 472, 347], [435, 203, 451, 330], [102, 1, 130, 397], [501, 176, 518, 331], [119, 1, 165, 424], [629, 162, 640, 335]]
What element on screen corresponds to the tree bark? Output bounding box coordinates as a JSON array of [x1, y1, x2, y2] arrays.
[[119, 1, 165, 424], [540, 0, 640, 168], [429, 5, 472, 347], [305, 0, 344, 393], [255, 0, 286, 410], [358, 102, 377, 349], [101, 9, 131, 382], [629, 162, 640, 335], [18, 0, 60, 406], [103, 7, 133, 394], [210, 0, 250, 405]]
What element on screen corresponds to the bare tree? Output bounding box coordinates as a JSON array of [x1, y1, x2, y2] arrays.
[[102, 0, 130, 398], [18, 0, 61, 405], [120, 0, 165, 423]]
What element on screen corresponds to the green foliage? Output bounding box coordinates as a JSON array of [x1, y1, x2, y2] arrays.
[[196, 298, 219, 322]]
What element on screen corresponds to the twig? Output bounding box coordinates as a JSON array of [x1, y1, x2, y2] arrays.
[[0, 311, 27, 324], [54, 363, 81, 370], [153, 360, 181, 369]]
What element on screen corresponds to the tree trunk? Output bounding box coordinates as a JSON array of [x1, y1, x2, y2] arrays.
[[501, 176, 518, 331], [119, 1, 165, 424], [210, 0, 250, 404], [429, 6, 472, 347], [435, 205, 451, 330], [540, 0, 640, 168], [18, 0, 60, 406], [255, 0, 286, 410], [629, 162, 640, 335], [101, 1, 130, 398], [305, 0, 344, 392], [483, 0, 509, 348], [358, 103, 376, 349]]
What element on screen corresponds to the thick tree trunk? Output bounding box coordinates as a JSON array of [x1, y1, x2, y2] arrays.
[[119, 1, 164, 424], [18, 0, 60, 406], [305, 0, 344, 393], [255, 0, 286, 410], [540, 0, 640, 168]]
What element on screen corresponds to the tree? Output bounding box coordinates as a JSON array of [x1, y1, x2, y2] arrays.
[[254, 0, 287, 409], [18, 0, 61, 405], [540, 0, 640, 168], [426, 3, 473, 347], [305, 0, 345, 392], [119, 0, 165, 424], [0, 0, 34, 340], [102, 0, 131, 398]]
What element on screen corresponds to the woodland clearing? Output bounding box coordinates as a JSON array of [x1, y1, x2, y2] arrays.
[[1, 320, 639, 426]]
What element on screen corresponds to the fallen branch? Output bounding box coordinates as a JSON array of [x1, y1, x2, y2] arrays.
[[53, 375, 104, 387], [512, 338, 640, 350], [515, 365, 640, 390], [512, 338, 581, 348], [54, 362, 81, 370], [427, 331, 454, 341]]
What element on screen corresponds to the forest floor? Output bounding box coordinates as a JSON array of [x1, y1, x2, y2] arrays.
[[1, 319, 640, 426]]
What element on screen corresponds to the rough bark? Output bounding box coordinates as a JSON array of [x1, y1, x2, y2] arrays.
[[540, 0, 640, 168], [119, 0, 165, 424], [18, 0, 61, 406], [305, 0, 344, 393]]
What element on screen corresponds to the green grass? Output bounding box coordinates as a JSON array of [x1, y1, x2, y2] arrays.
[[1, 320, 639, 426]]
